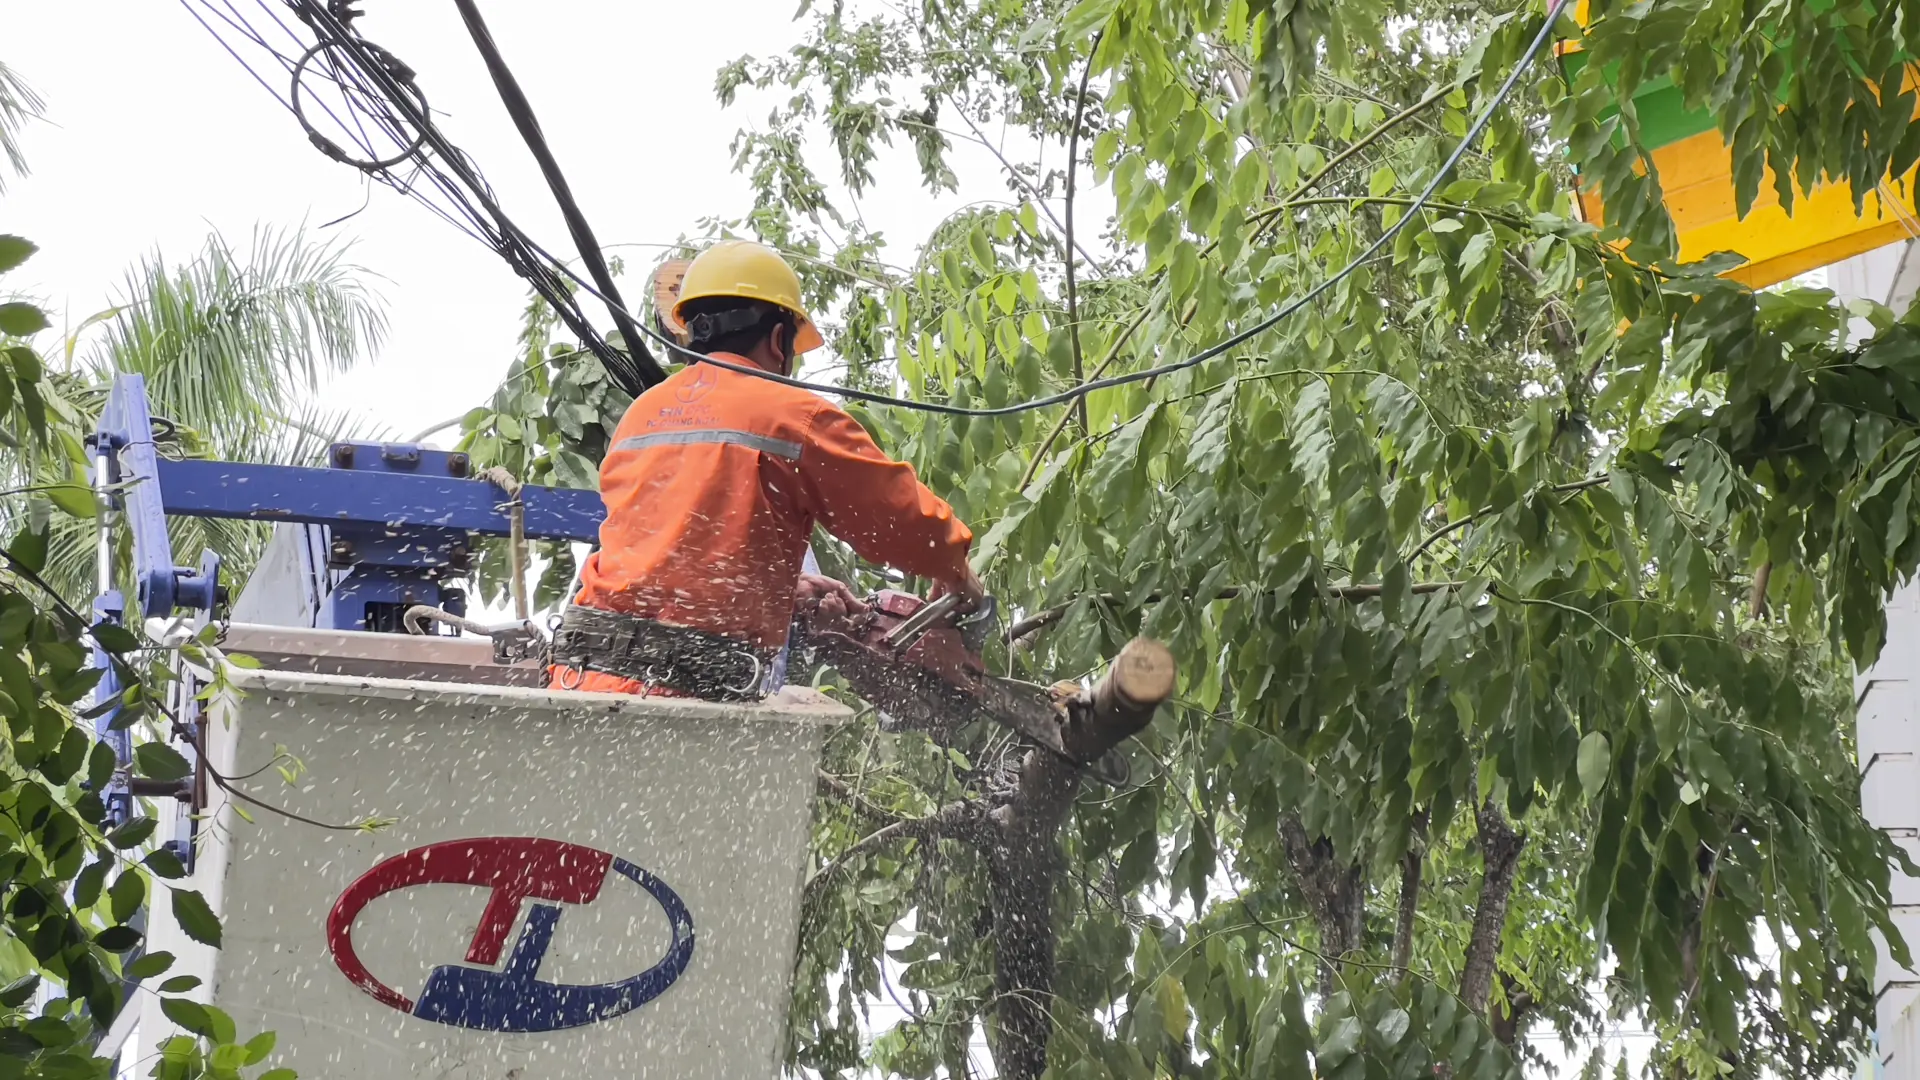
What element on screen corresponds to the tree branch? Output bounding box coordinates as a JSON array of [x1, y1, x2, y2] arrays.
[[1016, 304, 1153, 492], [1392, 809, 1430, 986], [1409, 476, 1609, 563], [803, 799, 981, 901], [1490, 969, 1535, 1047], [1748, 560, 1773, 620], [985, 640, 1175, 1080], [1459, 799, 1526, 1014], [950, 103, 1106, 272], [1294, 81, 1459, 199], [1279, 814, 1367, 998], [1063, 31, 1103, 435], [1007, 580, 1465, 642]]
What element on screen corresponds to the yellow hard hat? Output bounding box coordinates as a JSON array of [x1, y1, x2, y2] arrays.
[[672, 240, 825, 355]]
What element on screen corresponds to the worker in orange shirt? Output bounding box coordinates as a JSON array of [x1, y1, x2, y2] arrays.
[[550, 240, 982, 699]]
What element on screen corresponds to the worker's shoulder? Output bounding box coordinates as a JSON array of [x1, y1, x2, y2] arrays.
[[710, 363, 838, 416]]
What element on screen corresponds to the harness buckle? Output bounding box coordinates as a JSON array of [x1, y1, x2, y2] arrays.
[[721, 650, 765, 696]]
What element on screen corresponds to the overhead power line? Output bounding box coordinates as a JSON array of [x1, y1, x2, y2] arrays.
[[182, 0, 1567, 419], [447, 0, 662, 388], [179, 0, 659, 396]]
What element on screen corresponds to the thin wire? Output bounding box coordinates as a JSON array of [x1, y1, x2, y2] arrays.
[[178, 0, 296, 112], [532, 0, 1572, 418]]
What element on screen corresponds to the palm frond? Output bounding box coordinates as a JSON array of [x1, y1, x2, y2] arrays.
[[0, 228, 391, 608], [82, 225, 388, 447], [0, 61, 45, 191]]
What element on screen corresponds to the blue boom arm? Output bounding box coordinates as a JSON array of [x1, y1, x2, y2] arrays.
[[87, 374, 607, 836]]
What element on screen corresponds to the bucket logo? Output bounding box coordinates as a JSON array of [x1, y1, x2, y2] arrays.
[[326, 837, 695, 1033]]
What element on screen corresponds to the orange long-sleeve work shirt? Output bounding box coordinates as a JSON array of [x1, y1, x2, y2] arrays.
[[556, 353, 973, 694]]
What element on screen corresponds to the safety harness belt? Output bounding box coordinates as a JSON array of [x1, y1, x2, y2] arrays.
[[550, 605, 771, 702]]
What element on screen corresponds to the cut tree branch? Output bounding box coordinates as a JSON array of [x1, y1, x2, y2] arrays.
[[985, 639, 1175, 1080]]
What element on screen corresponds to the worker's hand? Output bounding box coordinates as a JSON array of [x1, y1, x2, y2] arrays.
[[796, 573, 869, 622], [931, 565, 987, 614]]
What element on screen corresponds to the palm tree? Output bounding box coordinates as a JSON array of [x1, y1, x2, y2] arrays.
[[7, 226, 391, 605], [0, 59, 42, 192]]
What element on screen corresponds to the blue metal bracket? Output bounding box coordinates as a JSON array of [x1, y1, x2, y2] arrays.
[[95, 376, 224, 622], [86, 373, 609, 840]]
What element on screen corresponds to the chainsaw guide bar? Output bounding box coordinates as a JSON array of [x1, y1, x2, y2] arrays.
[[795, 590, 1131, 787]]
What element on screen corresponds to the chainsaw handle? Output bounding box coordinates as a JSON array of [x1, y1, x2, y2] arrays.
[[881, 591, 963, 649]]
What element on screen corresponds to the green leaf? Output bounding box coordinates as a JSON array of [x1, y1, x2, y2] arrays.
[[1157, 973, 1188, 1040], [1231, 153, 1268, 207], [967, 227, 995, 273], [110, 870, 146, 924], [1059, 0, 1119, 42], [5, 346, 39, 384], [0, 975, 40, 1008], [73, 858, 110, 909], [1376, 1007, 1410, 1046], [161, 997, 218, 1039], [125, 952, 175, 980], [1577, 730, 1611, 797], [1317, 1015, 1363, 1063], [0, 303, 48, 339], [0, 236, 35, 275], [260, 1071, 297, 1080], [135, 741, 191, 782], [108, 816, 157, 850], [242, 1031, 277, 1065], [93, 925, 141, 952], [157, 976, 200, 993], [91, 622, 139, 654], [171, 889, 222, 948], [144, 848, 187, 879]]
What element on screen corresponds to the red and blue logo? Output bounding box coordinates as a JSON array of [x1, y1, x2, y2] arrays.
[[326, 837, 695, 1033]]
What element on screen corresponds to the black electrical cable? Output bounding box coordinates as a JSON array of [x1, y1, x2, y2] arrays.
[[449, 0, 664, 389], [523, 0, 1571, 418], [188, 0, 1564, 419], [279, 0, 651, 394], [292, 39, 427, 170]]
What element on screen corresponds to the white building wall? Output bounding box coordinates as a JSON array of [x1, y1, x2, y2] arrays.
[[1834, 239, 1920, 1080]]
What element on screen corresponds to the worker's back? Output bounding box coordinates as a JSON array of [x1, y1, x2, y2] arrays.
[[572, 355, 971, 657]]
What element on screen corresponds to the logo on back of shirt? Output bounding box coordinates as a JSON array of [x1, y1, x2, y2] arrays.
[[675, 365, 719, 404]]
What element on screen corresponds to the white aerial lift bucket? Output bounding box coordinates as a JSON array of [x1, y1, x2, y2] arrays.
[[124, 625, 849, 1078]]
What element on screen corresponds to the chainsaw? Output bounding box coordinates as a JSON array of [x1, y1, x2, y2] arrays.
[[793, 590, 1131, 787]]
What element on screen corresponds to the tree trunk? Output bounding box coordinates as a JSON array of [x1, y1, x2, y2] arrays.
[[1278, 815, 1367, 998], [1459, 800, 1526, 1014], [985, 639, 1176, 1080], [1391, 810, 1429, 986]]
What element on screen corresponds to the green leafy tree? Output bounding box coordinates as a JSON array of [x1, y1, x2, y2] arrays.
[[0, 233, 291, 1079], [460, 0, 1920, 1076]]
